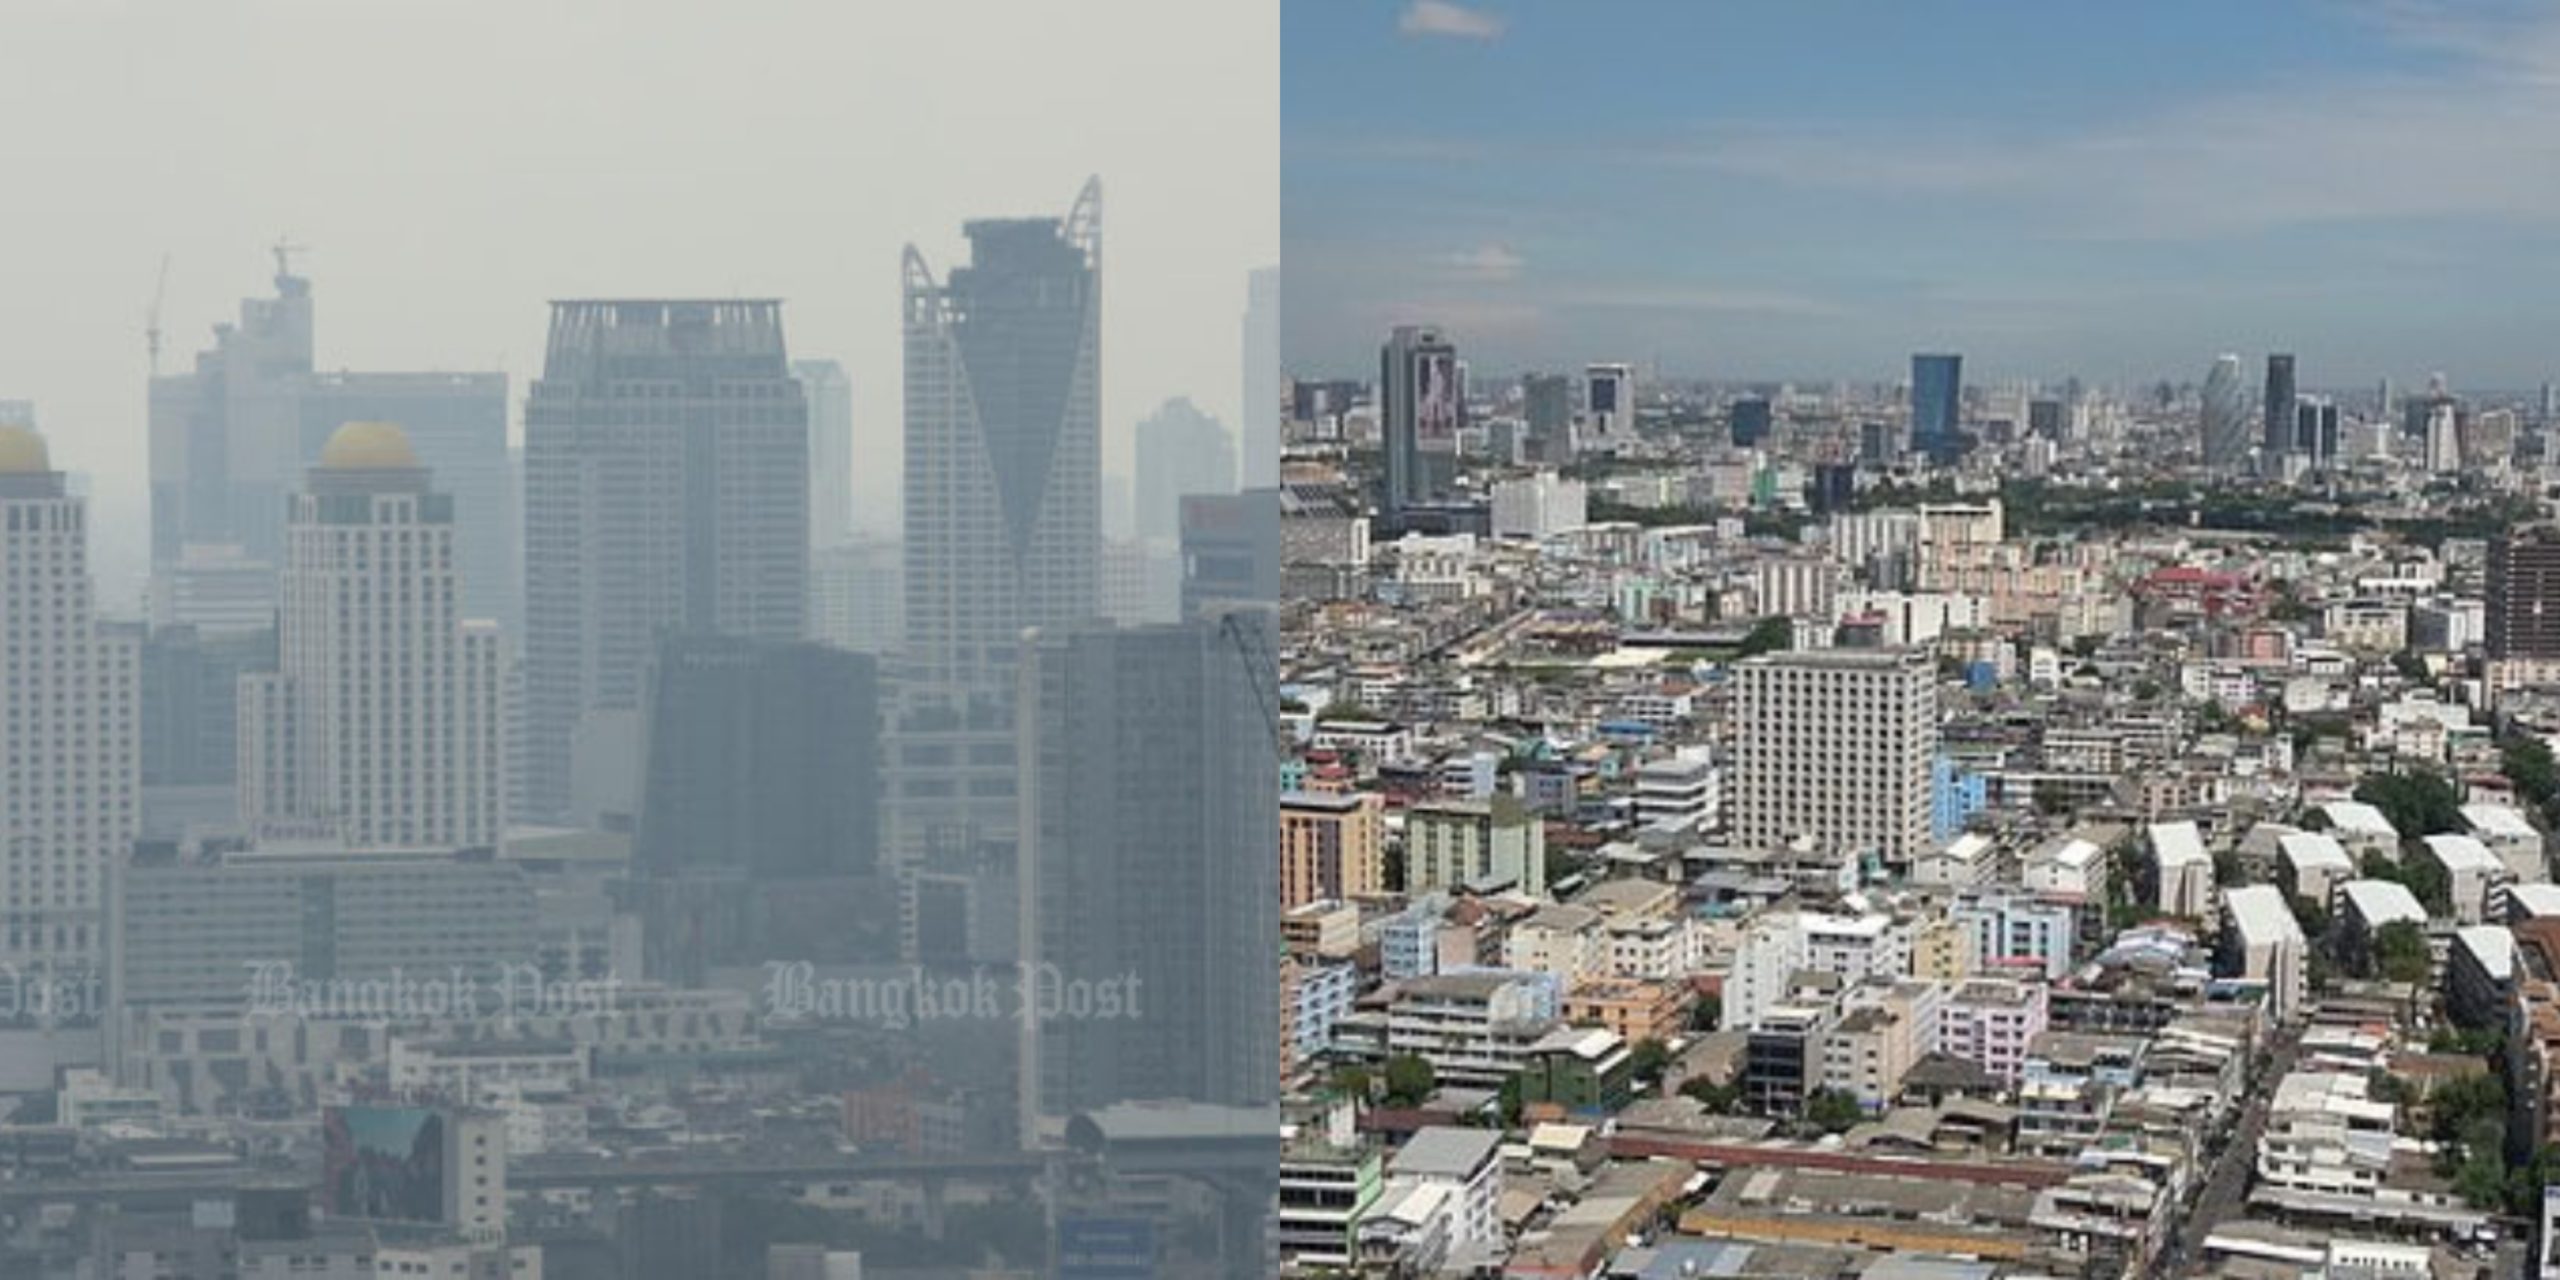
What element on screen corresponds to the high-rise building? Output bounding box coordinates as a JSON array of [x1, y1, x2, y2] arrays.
[[2294, 399, 2341, 465], [2489, 525, 2560, 660], [902, 180, 1103, 690], [1243, 265, 1280, 489], [239, 423, 504, 849], [1021, 619, 1278, 1116], [1522, 372, 1573, 464], [0, 426, 140, 980], [146, 542, 276, 636], [297, 372, 513, 635], [1280, 790, 1385, 909], [1582, 362, 1637, 451], [2262, 353, 2297, 457], [809, 536, 905, 656], [2028, 397, 2065, 441], [2200, 354, 2249, 472], [794, 359, 855, 548], [1179, 490, 1279, 623], [1731, 648, 1937, 865], [148, 263, 314, 568], [1730, 397, 1774, 448], [1380, 325, 1460, 519], [521, 300, 810, 823], [1133, 396, 1236, 542], [141, 623, 271, 791], [1909, 354, 1964, 462], [635, 633, 879, 879]]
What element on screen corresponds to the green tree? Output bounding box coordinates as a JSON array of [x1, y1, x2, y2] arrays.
[[1803, 1088, 1865, 1135], [2376, 920, 2432, 985], [2354, 768, 2463, 837], [1681, 1077, 1742, 1113], [1628, 1038, 1672, 1082], [1381, 1054, 1437, 1107], [1329, 1064, 1373, 1101], [2505, 733, 2560, 814], [1737, 616, 1793, 658], [1690, 994, 1722, 1032]]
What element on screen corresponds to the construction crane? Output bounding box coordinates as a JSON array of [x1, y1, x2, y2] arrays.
[[144, 254, 169, 375]]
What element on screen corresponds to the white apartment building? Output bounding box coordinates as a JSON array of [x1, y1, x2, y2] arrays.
[[2223, 884, 2309, 1023], [1489, 471, 1588, 540], [1731, 648, 1937, 865], [0, 426, 140, 982], [1631, 747, 1718, 832], [240, 423, 504, 849], [2148, 821, 2215, 918], [1724, 909, 1909, 1031]]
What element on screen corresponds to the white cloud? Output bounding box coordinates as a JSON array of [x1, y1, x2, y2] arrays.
[[1625, 6, 2560, 241], [1437, 241, 1525, 282], [1399, 0, 1506, 42]]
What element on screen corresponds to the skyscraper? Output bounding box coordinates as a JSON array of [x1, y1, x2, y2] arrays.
[[1021, 618, 1278, 1117], [296, 372, 513, 635], [149, 262, 314, 568], [2491, 525, 2560, 661], [902, 180, 1103, 690], [0, 425, 140, 979], [794, 359, 855, 548], [1582, 361, 1637, 451], [1909, 353, 1964, 462], [1730, 397, 1774, 448], [521, 300, 810, 823], [239, 423, 504, 849], [1133, 397, 1237, 543], [1380, 324, 1459, 519], [1731, 648, 1936, 866], [2262, 353, 2297, 458], [1242, 265, 1279, 489], [2200, 354, 2250, 472], [635, 633, 879, 880]]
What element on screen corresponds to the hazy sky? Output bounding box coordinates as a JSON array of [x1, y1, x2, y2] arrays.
[[1286, 0, 2560, 391], [0, 0, 1276, 606]]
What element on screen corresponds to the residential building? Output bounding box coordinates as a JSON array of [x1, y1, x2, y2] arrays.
[[0, 426, 140, 989], [1730, 648, 1936, 866], [1406, 797, 1547, 896], [238, 423, 504, 849], [2223, 884, 2309, 1022]]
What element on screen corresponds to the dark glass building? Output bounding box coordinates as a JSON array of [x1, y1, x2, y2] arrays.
[[635, 633, 880, 880], [2263, 353, 2297, 456], [1910, 353, 1964, 462], [1730, 396, 1773, 448]]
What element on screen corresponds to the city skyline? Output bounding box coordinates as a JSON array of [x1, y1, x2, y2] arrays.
[[0, 0, 1276, 606], [1285, 0, 2560, 388]]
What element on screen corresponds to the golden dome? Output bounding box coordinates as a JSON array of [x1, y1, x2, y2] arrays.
[[319, 421, 419, 471], [0, 424, 51, 475]]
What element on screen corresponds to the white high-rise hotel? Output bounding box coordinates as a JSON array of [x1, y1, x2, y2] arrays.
[[1732, 647, 1937, 865], [0, 426, 139, 974], [240, 423, 503, 849]]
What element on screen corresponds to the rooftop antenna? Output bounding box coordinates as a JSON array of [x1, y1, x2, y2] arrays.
[[271, 236, 308, 282], [144, 253, 170, 375]]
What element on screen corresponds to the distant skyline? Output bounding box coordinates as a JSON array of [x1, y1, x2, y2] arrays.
[[1284, 0, 2560, 390], [0, 0, 1275, 606]]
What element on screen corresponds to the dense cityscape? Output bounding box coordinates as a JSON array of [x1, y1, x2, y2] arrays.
[[11, 1, 2560, 1278], [1267, 336, 2560, 1278]]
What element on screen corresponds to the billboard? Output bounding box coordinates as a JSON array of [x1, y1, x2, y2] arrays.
[[322, 1105, 446, 1224], [1057, 1216, 1156, 1278], [1414, 349, 1459, 450]]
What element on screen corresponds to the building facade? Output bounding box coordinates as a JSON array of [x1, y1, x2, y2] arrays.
[[1731, 648, 1937, 865], [239, 424, 503, 850], [0, 427, 140, 980], [521, 299, 809, 822]]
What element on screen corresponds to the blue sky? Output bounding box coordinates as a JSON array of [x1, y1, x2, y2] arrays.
[[1284, 0, 2560, 389]]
